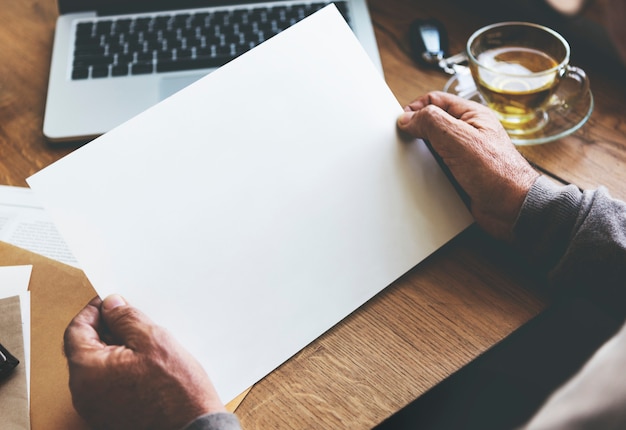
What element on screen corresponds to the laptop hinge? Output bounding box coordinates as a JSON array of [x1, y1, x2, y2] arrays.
[[81, 1, 281, 16]]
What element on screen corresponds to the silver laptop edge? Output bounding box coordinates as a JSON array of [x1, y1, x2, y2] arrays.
[[43, 1, 382, 143]]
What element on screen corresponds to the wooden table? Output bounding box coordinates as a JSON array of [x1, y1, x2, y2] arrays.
[[2, 0, 625, 428]]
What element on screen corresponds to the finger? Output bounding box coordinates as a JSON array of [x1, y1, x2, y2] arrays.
[[402, 93, 432, 112], [397, 101, 473, 148], [100, 294, 165, 352], [64, 296, 105, 360], [406, 91, 492, 120]]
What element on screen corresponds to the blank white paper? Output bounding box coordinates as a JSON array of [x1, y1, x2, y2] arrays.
[[27, 6, 473, 403]]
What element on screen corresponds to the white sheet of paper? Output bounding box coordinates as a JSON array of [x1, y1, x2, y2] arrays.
[[27, 6, 473, 403], [0, 265, 32, 395]]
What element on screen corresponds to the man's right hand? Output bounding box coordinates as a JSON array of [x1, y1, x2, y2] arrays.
[[397, 91, 539, 241]]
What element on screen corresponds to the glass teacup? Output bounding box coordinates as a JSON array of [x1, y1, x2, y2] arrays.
[[466, 22, 589, 135]]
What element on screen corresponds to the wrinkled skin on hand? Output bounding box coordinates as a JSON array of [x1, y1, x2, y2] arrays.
[[64, 295, 226, 430], [397, 91, 539, 241]]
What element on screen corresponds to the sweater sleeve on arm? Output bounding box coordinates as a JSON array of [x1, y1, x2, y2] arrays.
[[513, 176, 626, 312], [512, 175, 583, 274], [182, 412, 242, 430]]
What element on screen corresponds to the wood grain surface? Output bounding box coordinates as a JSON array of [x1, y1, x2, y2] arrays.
[[1, 0, 624, 428]]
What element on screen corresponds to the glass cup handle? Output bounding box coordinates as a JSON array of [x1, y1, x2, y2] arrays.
[[548, 65, 590, 110]]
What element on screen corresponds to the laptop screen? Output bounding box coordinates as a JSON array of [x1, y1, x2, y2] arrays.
[[58, 0, 290, 15]]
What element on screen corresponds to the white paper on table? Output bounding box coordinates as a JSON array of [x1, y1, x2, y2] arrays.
[[0, 265, 32, 395], [27, 6, 473, 403]]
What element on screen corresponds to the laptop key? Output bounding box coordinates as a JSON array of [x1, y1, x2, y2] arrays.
[[156, 55, 232, 72], [95, 20, 113, 35], [136, 52, 153, 63], [134, 17, 152, 31], [157, 49, 174, 62], [111, 64, 130, 76], [115, 19, 132, 33], [76, 22, 94, 36], [131, 62, 154, 74], [73, 54, 113, 68], [117, 53, 134, 65], [91, 65, 110, 78], [177, 48, 193, 60], [71, 67, 90, 80], [74, 45, 105, 57]]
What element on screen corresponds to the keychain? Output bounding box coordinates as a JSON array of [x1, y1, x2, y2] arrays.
[[409, 18, 468, 74]]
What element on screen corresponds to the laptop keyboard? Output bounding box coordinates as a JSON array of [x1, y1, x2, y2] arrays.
[[71, 1, 349, 80]]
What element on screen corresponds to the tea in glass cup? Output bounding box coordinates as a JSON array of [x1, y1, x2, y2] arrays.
[[466, 22, 589, 135]]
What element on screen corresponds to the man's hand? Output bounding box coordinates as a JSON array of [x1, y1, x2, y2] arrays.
[[397, 91, 539, 241], [64, 294, 226, 430]]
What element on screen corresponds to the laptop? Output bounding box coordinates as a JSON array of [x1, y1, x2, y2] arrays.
[[43, 0, 382, 143]]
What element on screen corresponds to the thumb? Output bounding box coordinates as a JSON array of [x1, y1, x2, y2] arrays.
[[101, 293, 128, 311], [100, 294, 156, 349], [397, 110, 418, 133]]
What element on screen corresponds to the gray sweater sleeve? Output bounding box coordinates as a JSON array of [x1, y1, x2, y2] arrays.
[[182, 412, 242, 430], [515, 176, 626, 429], [513, 176, 626, 313]]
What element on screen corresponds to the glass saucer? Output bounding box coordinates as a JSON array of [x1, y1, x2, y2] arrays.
[[443, 71, 594, 146]]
